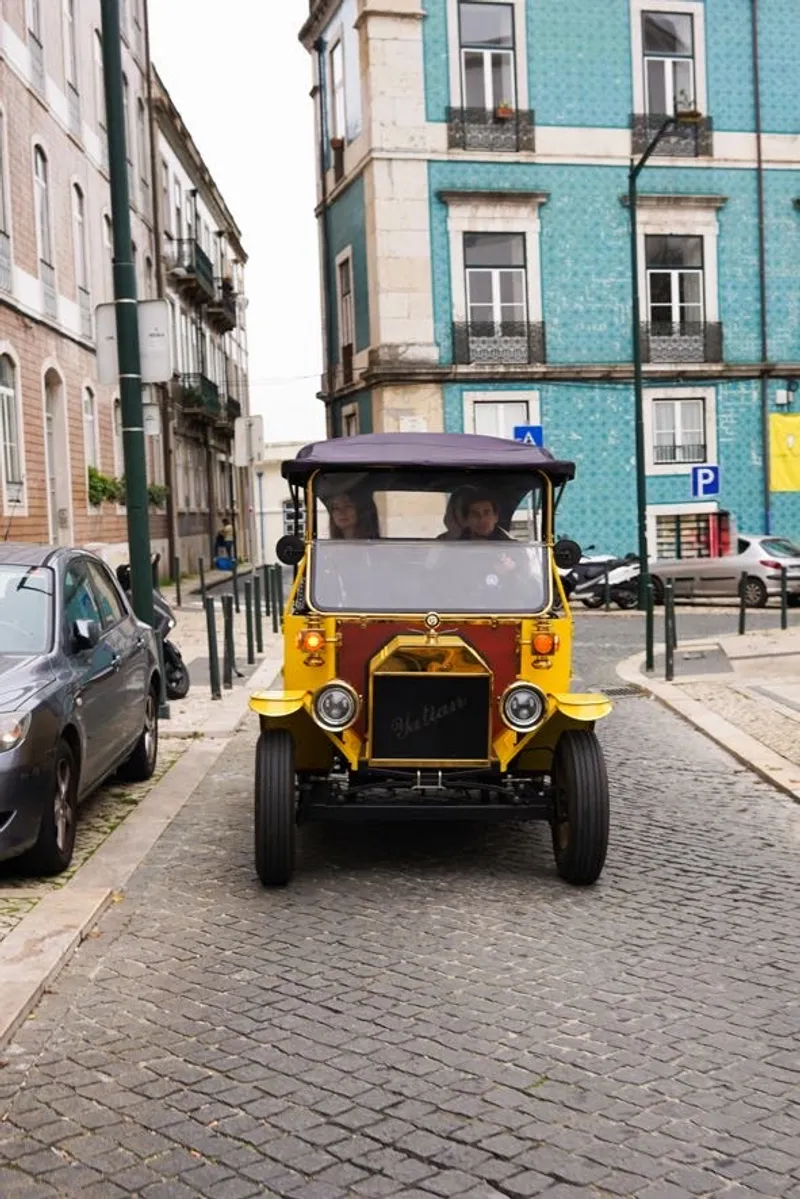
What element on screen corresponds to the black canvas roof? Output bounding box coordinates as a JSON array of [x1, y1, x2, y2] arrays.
[[282, 433, 575, 483]]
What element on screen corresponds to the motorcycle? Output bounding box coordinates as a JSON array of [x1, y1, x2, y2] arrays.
[[115, 562, 191, 700], [570, 554, 640, 610]]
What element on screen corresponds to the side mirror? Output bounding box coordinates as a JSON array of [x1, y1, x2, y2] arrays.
[[554, 539, 582, 571], [275, 534, 305, 567], [73, 619, 101, 650]]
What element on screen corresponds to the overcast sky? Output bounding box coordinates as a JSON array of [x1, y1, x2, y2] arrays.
[[148, 0, 325, 446]]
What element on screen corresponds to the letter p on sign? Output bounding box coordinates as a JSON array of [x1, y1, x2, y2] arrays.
[[691, 464, 720, 498]]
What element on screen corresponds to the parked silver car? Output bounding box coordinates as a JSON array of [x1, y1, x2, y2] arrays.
[[0, 545, 161, 875], [650, 535, 800, 607]]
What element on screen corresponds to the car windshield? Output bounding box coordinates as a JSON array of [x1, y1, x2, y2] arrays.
[[309, 469, 551, 614], [761, 538, 800, 558], [0, 565, 53, 653]]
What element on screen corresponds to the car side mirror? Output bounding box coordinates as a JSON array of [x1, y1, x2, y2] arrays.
[[554, 539, 582, 570], [276, 535, 305, 566], [73, 619, 100, 650]]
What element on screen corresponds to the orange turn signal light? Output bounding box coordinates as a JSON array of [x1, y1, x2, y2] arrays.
[[532, 632, 558, 656], [298, 629, 326, 654]]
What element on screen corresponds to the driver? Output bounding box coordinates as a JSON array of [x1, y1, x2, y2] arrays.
[[459, 493, 513, 542]]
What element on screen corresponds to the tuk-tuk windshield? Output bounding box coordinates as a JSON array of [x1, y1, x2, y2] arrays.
[[309, 470, 551, 614]]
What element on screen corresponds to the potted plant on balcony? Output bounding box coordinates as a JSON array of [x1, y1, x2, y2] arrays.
[[495, 99, 514, 120]]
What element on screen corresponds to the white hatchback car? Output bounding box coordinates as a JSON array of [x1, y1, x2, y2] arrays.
[[651, 534, 800, 607]]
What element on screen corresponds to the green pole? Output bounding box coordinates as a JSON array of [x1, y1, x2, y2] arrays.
[[100, 0, 152, 628], [630, 161, 649, 618]]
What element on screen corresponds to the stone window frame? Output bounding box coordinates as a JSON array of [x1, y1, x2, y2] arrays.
[[643, 384, 717, 478], [0, 343, 28, 518], [630, 194, 725, 331], [461, 389, 541, 438], [630, 0, 708, 120], [447, 0, 529, 114]]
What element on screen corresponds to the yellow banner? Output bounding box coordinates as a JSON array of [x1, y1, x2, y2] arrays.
[[770, 413, 800, 492]]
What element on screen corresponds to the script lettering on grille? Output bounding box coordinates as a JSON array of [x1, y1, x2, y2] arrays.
[[391, 695, 468, 742]]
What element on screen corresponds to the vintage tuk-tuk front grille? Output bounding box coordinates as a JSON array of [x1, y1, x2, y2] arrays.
[[370, 673, 492, 763]]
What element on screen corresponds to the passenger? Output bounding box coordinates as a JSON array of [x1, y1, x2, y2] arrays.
[[329, 491, 380, 539], [437, 485, 479, 540], [459, 492, 513, 541]]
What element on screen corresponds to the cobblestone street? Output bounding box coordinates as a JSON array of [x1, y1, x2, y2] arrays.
[[1, 616, 799, 1199]]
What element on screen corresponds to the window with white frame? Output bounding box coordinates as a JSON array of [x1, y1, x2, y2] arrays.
[[329, 39, 346, 140], [102, 213, 113, 297], [122, 74, 134, 191], [0, 355, 23, 505], [173, 178, 182, 241], [646, 234, 704, 333], [459, 1, 516, 111], [652, 396, 706, 465], [464, 232, 527, 333], [137, 99, 148, 195], [64, 0, 78, 91], [72, 184, 88, 292], [0, 110, 8, 235], [93, 30, 106, 131], [34, 146, 52, 266], [463, 390, 539, 440], [338, 255, 354, 355], [160, 159, 170, 234], [83, 386, 98, 471], [642, 10, 695, 115]]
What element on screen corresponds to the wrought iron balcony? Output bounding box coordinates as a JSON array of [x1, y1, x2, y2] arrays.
[[447, 107, 536, 153], [178, 372, 220, 420], [0, 231, 10, 293], [78, 286, 92, 339], [167, 238, 216, 302], [630, 113, 714, 158], [207, 280, 237, 333], [215, 395, 241, 429], [452, 320, 546, 366], [641, 321, 723, 364], [654, 442, 707, 465]]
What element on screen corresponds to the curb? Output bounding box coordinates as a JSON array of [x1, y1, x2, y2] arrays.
[[617, 648, 800, 804], [0, 655, 279, 1049]]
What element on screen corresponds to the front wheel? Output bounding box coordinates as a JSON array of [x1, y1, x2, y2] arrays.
[[118, 686, 159, 782], [551, 730, 609, 886], [743, 576, 768, 608], [21, 739, 78, 876], [255, 729, 296, 886]]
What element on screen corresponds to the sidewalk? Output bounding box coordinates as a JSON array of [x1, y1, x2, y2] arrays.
[[618, 626, 800, 801]]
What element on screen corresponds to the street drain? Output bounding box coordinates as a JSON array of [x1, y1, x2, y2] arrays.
[[602, 684, 647, 698]]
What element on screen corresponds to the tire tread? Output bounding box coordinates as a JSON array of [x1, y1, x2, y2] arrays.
[[553, 730, 609, 886]]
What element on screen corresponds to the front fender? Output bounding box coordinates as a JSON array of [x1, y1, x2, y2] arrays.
[[551, 692, 612, 722], [249, 690, 307, 719]]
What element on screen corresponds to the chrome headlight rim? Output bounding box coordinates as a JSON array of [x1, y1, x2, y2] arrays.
[[500, 682, 547, 733], [0, 710, 32, 753], [312, 680, 360, 732]]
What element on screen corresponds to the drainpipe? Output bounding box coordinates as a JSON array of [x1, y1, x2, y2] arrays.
[[315, 39, 336, 433], [751, 0, 771, 533], [143, 0, 177, 570]]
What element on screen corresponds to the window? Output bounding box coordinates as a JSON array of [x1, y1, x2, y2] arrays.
[[131, 0, 144, 56], [342, 405, 359, 436], [122, 74, 134, 191], [64, 561, 102, 632], [646, 235, 704, 332], [34, 147, 52, 265], [0, 111, 6, 234], [83, 387, 98, 471], [137, 99, 148, 192], [337, 254, 354, 361], [86, 561, 126, 628], [173, 178, 182, 241], [72, 184, 88, 291], [0, 355, 23, 505], [160, 159, 170, 234], [652, 397, 705, 465], [144, 255, 153, 298], [103, 213, 113, 297], [329, 40, 346, 140], [464, 232, 526, 332], [27, 0, 44, 92], [643, 11, 695, 115], [27, 0, 42, 40], [64, 0, 78, 90], [459, 2, 515, 111], [94, 30, 106, 131], [473, 399, 529, 439]]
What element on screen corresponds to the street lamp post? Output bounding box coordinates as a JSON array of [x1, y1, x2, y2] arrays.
[[629, 110, 703, 672]]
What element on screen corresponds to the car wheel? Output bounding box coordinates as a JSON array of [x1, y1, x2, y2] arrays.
[[788, 594, 800, 609], [650, 576, 664, 605], [255, 729, 296, 887], [118, 685, 159, 782], [744, 576, 768, 608], [551, 730, 609, 887], [22, 739, 78, 876], [166, 661, 190, 700], [614, 587, 638, 610]]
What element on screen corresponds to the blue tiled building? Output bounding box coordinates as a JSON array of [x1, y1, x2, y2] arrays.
[[300, 0, 800, 557]]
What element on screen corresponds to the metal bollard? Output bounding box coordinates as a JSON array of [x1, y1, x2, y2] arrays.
[[173, 555, 181, 608], [205, 597, 221, 700], [232, 558, 240, 615], [245, 580, 255, 665], [263, 563, 271, 617], [222, 594, 233, 689], [277, 566, 285, 619], [254, 570, 264, 653], [603, 565, 610, 612], [198, 556, 206, 605], [738, 571, 747, 636], [270, 566, 280, 634], [781, 566, 788, 631], [664, 579, 675, 682], [645, 580, 655, 672]]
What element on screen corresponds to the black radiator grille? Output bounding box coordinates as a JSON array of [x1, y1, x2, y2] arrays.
[[371, 673, 492, 762]]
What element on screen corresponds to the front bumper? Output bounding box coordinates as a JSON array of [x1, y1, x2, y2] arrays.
[[0, 755, 54, 863]]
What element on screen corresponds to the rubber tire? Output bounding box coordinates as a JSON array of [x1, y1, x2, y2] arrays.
[[580, 594, 604, 609], [22, 739, 78, 876], [614, 588, 638, 610], [118, 685, 159, 783], [552, 730, 609, 886], [166, 661, 190, 700], [650, 576, 665, 606], [788, 594, 800, 609], [255, 729, 296, 887], [744, 576, 768, 608]]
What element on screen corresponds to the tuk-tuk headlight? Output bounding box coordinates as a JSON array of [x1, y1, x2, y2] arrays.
[[501, 683, 546, 732], [312, 681, 359, 731]]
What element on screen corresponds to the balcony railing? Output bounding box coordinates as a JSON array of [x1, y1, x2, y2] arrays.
[[29, 32, 44, 95], [447, 107, 536, 153], [0, 231, 10, 293], [178, 373, 220, 420], [168, 238, 216, 302], [631, 113, 714, 158], [207, 280, 237, 333], [67, 83, 81, 139], [40, 260, 57, 319], [452, 320, 546, 366], [654, 443, 707, 466], [641, 322, 723, 364], [216, 395, 242, 429], [78, 290, 92, 342]]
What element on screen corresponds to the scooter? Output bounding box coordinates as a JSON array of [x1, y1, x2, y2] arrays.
[[571, 554, 640, 610], [115, 563, 191, 700]]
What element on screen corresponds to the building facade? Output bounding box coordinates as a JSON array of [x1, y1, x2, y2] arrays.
[[0, 0, 249, 574], [301, 0, 800, 557], [253, 441, 307, 565]]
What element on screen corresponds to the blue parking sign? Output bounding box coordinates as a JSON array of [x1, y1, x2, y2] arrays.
[[513, 425, 543, 447], [691, 464, 720, 498]]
